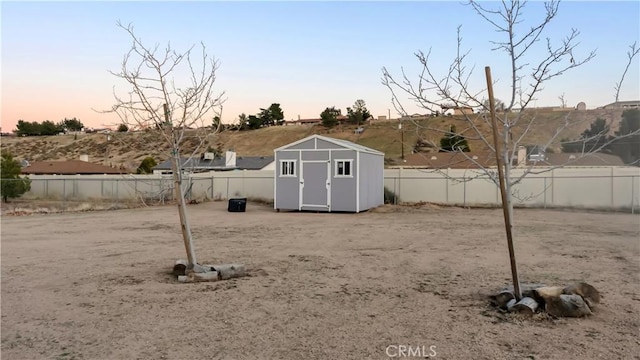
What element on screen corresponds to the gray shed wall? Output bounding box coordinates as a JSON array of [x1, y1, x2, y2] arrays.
[[274, 135, 384, 212], [317, 139, 339, 150], [274, 151, 300, 210], [330, 149, 357, 212], [302, 151, 329, 161], [285, 138, 316, 150], [359, 152, 385, 210]]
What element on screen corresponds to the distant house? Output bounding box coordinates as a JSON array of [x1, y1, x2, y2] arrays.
[[85, 128, 113, 134], [296, 118, 322, 125], [441, 105, 474, 116], [400, 113, 430, 120], [599, 100, 640, 110], [20, 160, 127, 175], [529, 153, 625, 167], [152, 151, 274, 175]]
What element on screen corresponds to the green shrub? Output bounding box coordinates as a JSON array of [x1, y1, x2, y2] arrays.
[[136, 157, 157, 174], [384, 187, 397, 204]]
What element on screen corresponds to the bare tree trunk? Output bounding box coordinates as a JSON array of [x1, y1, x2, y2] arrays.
[[486, 67, 522, 300], [503, 119, 521, 300], [165, 104, 198, 267], [171, 153, 197, 266]]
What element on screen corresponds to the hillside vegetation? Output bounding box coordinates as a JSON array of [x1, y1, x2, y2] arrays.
[[0, 109, 623, 171]]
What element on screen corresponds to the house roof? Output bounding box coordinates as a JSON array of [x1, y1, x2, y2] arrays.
[[297, 118, 322, 124], [397, 151, 626, 169], [274, 134, 385, 156], [153, 156, 274, 171], [21, 160, 126, 175], [533, 153, 625, 167], [601, 100, 640, 108]]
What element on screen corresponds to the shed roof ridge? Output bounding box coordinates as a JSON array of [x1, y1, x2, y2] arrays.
[[275, 134, 384, 155]]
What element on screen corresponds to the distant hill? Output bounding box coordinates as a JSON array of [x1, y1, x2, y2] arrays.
[[0, 108, 624, 171]]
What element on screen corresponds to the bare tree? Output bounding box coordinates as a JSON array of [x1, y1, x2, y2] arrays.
[[558, 93, 567, 108], [382, 0, 638, 299], [477, 98, 506, 113], [105, 22, 225, 273], [614, 42, 639, 103]]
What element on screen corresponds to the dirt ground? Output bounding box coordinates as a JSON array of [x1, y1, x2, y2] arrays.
[[1, 201, 639, 360]]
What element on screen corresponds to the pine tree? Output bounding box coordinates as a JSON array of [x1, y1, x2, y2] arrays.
[[439, 125, 470, 152], [321, 107, 341, 128]]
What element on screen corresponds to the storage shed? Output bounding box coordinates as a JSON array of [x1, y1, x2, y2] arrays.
[[274, 134, 384, 213]]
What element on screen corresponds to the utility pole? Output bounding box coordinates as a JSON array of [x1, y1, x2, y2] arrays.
[[398, 119, 404, 160], [104, 134, 111, 166]]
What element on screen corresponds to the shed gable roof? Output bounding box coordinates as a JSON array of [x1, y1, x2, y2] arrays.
[[275, 134, 384, 156]]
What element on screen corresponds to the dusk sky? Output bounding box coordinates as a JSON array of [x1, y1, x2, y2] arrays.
[[2, 1, 639, 131]]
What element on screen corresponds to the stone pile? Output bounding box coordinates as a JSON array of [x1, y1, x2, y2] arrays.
[[489, 282, 600, 317]]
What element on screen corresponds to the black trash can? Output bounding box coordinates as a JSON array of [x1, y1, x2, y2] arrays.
[[228, 198, 247, 212]]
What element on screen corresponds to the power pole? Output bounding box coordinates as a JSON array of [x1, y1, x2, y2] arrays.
[[399, 120, 404, 160]]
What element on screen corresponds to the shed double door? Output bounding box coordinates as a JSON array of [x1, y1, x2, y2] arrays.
[[300, 160, 331, 210]]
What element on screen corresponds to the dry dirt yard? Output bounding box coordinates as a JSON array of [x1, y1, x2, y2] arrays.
[[1, 202, 639, 360]]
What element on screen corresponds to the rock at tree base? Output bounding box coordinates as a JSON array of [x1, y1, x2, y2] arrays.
[[533, 286, 565, 304], [489, 290, 515, 309], [563, 282, 600, 309], [491, 282, 599, 318], [545, 294, 592, 318]]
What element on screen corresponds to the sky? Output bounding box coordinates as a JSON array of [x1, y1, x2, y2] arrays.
[[1, 1, 639, 131]]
